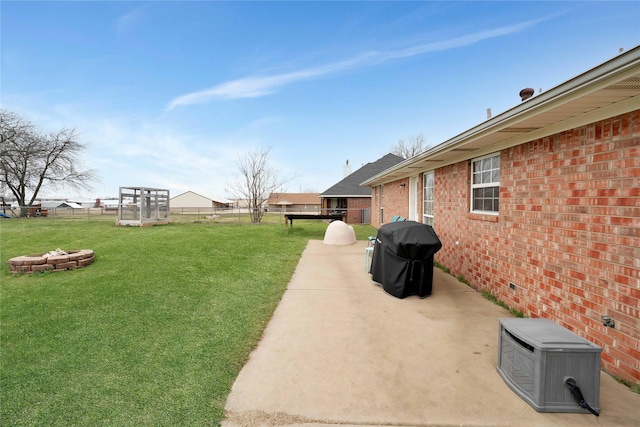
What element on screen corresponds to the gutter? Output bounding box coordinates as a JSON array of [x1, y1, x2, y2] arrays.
[[362, 45, 640, 187]]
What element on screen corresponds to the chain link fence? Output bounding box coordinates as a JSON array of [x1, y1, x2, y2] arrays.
[[1, 206, 370, 224]]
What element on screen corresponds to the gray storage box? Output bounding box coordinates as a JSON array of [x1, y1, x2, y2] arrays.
[[497, 318, 601, 413]]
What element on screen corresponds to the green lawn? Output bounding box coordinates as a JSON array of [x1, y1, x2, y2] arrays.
[[0, 218, 376, 426]]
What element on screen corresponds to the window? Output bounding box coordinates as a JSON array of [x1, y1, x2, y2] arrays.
[[471, 154, 500, 214], [423, 171, 434, 226]]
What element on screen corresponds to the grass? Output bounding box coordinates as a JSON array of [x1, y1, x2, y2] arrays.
[[611, 374, 640, 394], [480, 290, 526, 318], [433, 262, 525, 318], [456, 274, 470, 286], [0, 218, 376, 426]]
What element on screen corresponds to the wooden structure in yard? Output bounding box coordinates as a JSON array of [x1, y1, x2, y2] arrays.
[[284, 213, 345, 228], [117, 186, 170, 226], [27, 204, 48, 217]]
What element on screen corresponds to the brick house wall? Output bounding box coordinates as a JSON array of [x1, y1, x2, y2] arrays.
[[321, 197, 371, 223], [346, 197, 370, 224], [372, 178, 411, 224], [372, 111, 640, 384]]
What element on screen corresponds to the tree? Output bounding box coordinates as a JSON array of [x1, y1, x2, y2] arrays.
[[226, 146, 291, 223], [0, 110, 97, 212], [391, 133, 429, 159]]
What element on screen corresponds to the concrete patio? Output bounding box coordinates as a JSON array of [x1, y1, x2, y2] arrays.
[[222, 240, 640, 426]]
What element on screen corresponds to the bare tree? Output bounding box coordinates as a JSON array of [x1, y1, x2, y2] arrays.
[[0, 109, 97, 212], [391, 133, 429, 159], [226, 146, 291, 223]]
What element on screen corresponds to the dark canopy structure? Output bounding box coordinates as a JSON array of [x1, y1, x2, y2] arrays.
[[370, 221, 442, 298]]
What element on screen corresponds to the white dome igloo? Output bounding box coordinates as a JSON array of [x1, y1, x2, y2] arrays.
[[323, 220, 356, 245]]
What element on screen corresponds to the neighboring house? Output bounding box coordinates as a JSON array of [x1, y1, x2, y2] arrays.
[[362, 47, 640, 385], [40, 201, 83, 209], [59, 202, 83, 209], [67, 199, 99, 208], [227, 198, 260, 210], [100, 199, 120, 210], [170, 191, 229, 210], [267, 193, 320, 213], [320, 153, 403, 224]]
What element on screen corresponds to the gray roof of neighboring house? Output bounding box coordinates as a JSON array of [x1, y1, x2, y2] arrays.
[[267, 193, 321, 206], [320, 153, 404, 197]]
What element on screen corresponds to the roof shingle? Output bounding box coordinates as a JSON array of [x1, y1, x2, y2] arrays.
[[320, 154, 404, 197], [267, 193, 320, 205]]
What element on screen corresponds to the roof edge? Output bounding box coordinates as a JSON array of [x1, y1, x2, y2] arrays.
[[362, 45, 640, 187], [319, 195, 372, 198]]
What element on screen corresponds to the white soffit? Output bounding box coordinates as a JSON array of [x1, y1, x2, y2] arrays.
[[363, 46, 640, 186]]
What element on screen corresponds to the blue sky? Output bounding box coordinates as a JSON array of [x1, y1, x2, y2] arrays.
[[2, 1, 639, 201]]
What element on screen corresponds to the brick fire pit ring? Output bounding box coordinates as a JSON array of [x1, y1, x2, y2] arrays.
[[8, 249, 94, 274]]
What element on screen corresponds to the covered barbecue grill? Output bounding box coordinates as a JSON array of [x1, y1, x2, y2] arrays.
[[370, 221, 442, 298]]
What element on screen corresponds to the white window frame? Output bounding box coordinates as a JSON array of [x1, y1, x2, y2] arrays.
[[422, 171, 434, 225], [470, 153, 500, 215], [408, 176, 419, 221]]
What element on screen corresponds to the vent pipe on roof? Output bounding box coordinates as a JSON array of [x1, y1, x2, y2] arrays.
[[344, 159, 352, 177], [520, 88, 535, 101], [486, 108, 492, 119]]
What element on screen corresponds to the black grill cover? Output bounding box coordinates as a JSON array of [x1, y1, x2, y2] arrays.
[[370, 221, 442, 299]]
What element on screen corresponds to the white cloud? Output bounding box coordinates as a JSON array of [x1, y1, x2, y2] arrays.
[[167, 69, 325, 108], [69, 114, 244, 199], [115, 6, 147, 37], [167, 17, 548, 110]]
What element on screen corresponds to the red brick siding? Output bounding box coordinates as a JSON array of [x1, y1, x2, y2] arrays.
[[496, 114, 639, 383], [377, 178, 410, 223], [346, 197, 371, 224], [321, 197, 371, 223], [370, 111, 640, 384]]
